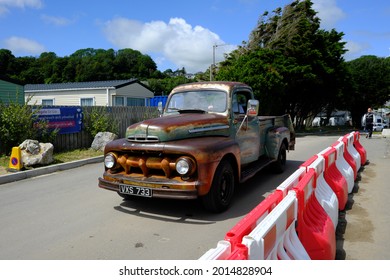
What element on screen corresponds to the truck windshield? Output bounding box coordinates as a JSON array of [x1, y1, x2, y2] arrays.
[[165, 90, 227, 114]]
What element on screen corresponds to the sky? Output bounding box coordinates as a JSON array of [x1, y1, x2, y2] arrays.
[[1, 0, 390, 74]]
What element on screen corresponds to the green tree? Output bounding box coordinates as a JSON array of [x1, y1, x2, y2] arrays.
[[346, 56, 390, 127], [0, 49, 16, 76], [114, 48, 157, 80], [217, 0, 347, 128]]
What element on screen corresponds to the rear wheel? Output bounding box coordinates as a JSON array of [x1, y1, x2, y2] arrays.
[[202, 160, 235, 213], [272, 143, 287, 173]]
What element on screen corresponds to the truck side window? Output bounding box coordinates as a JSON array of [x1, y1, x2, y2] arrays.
[[233, 92, 248, 114]]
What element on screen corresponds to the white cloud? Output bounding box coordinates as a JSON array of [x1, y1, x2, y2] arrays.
[[312, 0, 346, 29], [343, 40, 370, 61], [41, 14, 73, 26], [4, 36, 46, 55], [103, 17, 235, 73], [0, 0, 43, 15]]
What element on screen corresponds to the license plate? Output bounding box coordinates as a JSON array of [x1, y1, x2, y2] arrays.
[[119, 184, 153, 197]]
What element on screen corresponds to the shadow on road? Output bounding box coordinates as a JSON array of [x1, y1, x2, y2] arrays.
[[113, 159, 305, 225]]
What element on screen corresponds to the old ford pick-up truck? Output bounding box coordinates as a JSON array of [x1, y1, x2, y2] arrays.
[[98, 81, 295, 212]]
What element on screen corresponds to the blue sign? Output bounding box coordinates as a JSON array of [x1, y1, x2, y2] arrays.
[[34, 106, 83, 134]]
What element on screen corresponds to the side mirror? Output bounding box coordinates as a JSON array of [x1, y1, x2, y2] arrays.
[[158, 101, 163, 115], [247, 99, 259, 117]]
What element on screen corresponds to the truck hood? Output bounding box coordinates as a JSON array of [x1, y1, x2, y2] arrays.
[[126, 113, 230, 142]]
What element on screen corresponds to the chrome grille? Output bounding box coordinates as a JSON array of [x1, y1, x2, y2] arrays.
[[127, 134, 159, 142]]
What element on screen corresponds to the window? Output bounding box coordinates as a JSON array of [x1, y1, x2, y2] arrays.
[[114, 96, 124, 106], [127, 98, 145, 106], [80, 98, 94, 106], [42, 99, 54, 106], [233, 92, 248, 114]]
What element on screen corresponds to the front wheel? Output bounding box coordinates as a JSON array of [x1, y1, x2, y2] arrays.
[[202, 160, 235, 213]]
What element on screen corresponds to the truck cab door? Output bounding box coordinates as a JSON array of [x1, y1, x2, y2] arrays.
[[232, 91, 260, 165]]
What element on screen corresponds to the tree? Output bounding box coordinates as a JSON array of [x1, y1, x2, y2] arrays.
[[114, 48, 157, 80], [217, 0, 347, 128], [346, 56, 390, 127], [0, 49, 15, 76]]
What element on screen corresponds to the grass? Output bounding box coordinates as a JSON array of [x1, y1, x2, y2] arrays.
[[51, 149, 103, 164], [0, 148, 103, 175]]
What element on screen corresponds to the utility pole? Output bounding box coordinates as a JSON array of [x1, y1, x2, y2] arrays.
[[210, 44, 228, 81]]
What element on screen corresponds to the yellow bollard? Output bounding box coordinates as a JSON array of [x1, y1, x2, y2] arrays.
[[7, 146, 23, 172]]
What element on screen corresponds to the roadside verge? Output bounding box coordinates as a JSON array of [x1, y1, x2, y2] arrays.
[[0, 156, 103, 185]]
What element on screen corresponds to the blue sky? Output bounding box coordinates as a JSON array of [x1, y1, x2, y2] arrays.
[[1, 0, 389, 73]]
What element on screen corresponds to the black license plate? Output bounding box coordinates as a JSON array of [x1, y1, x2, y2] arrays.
[[119, 184, 153, 197]]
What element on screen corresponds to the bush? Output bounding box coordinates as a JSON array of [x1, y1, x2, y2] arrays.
[[83, 107, 119, 138], [0, 101, 57, 155]]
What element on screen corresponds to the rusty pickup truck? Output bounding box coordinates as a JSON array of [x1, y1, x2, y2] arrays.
[[98, 81, 295, 212]]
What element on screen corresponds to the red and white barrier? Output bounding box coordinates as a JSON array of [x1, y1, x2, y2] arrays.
[[293, 169, 336, 260], [198, 131, 367, 260], [318, 146, 348, 210], [224, 190, 283, 251], [332, 140, 355, 193], [350, 131, 367, 165], [341, 134, 361, 173], [300, 155, 339, 228], [338, 136, 358, 180], [275, 168, 306, 197], [242, 191, 309, 260], [198, 240, 231, 260]]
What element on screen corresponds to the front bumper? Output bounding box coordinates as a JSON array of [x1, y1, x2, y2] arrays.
[[98, 176, 198, 200]]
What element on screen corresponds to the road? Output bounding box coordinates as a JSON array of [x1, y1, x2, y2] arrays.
[[0, 133, 388, 260]]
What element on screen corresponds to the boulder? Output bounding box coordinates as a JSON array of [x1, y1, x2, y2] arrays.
[[19, 140, 54, 167], [91, 132, 118, 152]]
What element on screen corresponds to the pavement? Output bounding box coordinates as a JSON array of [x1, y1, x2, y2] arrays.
[[342, 131, 390, 259], [0, 156, 103, 185]]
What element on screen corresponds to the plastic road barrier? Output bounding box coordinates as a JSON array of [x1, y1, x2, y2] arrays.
[[224, 190, 283, 251], [300, 155, 339, 229], [350, 131, 367, 165], [226, 243, 249, 260], [242, 191, 310, 260], [275, 168, 306, 197], [332, 140, 355, 193], [198, 131, 366, 260], [198, 240, 231, 260], [201, 190, 284, 260], [338, 136, 358, 180], [342, 134, 362, 173], [318, 147, 348, 211], [293, 169, 336, 260]]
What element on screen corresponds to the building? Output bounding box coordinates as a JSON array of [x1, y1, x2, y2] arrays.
[[25, 79, 154, 106], [0, 76, 24, 105]]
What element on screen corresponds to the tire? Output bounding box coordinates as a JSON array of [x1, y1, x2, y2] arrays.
[[272, 143, 287, 173], [202, 160, 235, 213]]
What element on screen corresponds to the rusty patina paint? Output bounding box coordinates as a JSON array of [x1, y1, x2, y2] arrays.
[[99, 136, 240, 198], [126, 113, 230, 142], [98, 81, 295, 202]]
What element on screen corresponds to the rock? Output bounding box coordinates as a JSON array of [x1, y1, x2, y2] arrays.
[[91, 132, 118, 152], [19, 140, 54, 167], [19, 139, 40, 155]]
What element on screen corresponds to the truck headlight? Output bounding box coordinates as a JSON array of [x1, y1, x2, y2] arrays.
[[104, 153, 117, 169], [175, 157, 195, 176]]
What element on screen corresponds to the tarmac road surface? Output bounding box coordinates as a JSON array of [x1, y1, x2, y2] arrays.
[[0, 133, 388, 260]]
